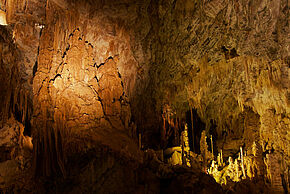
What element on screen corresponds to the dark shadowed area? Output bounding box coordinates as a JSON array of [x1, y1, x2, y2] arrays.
[[0, 0, 289, 193]]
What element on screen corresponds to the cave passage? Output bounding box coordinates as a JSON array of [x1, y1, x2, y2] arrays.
[[185, 108, 205, 154]]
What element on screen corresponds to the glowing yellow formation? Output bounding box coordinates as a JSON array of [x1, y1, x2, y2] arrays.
[[207, 141, 267, 185], [165, 127, 268, 186], [0, 10, 7, 25], [165, 124, 192, 166]]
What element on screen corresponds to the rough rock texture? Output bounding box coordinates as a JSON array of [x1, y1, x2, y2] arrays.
[[0, 117, 32, 193], [0, 0, 289, 193], [143, 0, 289, 192], [31, 0, 149, 177], [0, 25, 21, 125]]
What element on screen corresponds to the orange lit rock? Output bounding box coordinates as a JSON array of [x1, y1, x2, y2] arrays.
[[0, 0, 288, 193]]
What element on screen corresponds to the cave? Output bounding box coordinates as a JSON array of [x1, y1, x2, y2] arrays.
[[0, 0, 289, 193]]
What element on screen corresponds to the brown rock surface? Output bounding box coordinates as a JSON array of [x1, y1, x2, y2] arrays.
[[0, 0, 288, 193]]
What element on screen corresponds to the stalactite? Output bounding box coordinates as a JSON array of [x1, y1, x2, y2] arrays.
[[220, 149, 223, 165], [0, 27, 32, 132], [174, 117, 178, 146], [190, 105, 194, 152], [181, 131, 185, 165], [53, 111, 67, 177], [32, 103, 67, 177], [210, 135, 214, 158], [177, 117, 180, 145]]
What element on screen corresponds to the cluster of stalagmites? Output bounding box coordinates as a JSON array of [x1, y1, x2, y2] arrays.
[[164, 126, 209, 168], [207, 142, 263, 185], [163, 124, 287, 192]]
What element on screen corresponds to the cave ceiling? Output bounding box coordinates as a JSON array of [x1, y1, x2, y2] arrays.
[[0, 0, 289, 193]]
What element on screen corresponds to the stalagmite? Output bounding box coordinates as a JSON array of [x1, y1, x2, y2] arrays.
[[181, 132, 185, 165], [240, 147, 246, 178], [162, 114, 166, 145], [200, 131, 212, 171], [264, 154, 272, 183], [216, 151, 224, 167], [252, 141, 257, 157], [234, 159, 240, 182], [220, 149, 223, 166], [174, 117, 178, 145], [189, 105, 194, 152], [246, 155, 254, 179], [0, 0, 288, 193], [217, 153, 221, 166], [210, 135, 214, 158]]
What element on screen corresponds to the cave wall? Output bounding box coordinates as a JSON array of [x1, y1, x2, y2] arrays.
[[0, 0, 161, 178], [0, 0, 289, 192], [0, 0, 152, 177], [0, 26, 19, 124], [31, 0, 155, 176], [0, 25, 34, 192], [145, 0, 289, 192]]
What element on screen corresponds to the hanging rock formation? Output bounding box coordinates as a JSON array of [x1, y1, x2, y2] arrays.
[[0, 0, 288, 193]]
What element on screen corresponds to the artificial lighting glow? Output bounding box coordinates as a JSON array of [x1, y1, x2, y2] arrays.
[[35, 23, 45, 29], [0, 10, 7, 25]]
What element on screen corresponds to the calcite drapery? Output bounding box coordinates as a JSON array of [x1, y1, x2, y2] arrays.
[[32, 0, 141, 176], [0, 0, 288, 192]]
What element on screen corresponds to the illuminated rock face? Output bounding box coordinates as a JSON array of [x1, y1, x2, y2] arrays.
[[31, 1, 144, 176], [0, 0, 288, 193], [0, 10, 7, 25]]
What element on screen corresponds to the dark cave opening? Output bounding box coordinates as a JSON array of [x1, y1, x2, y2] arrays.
[[23, 113, 32, 137], [185, 108, 205, 154], [10, 93, 32, 137], [207, 119, 218, 156]]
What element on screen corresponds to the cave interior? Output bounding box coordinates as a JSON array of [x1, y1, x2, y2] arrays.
[[0, 0, 289, 193]]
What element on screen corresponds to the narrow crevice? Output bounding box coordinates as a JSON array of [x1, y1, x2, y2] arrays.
[[62, 44, 70, 58], [32, 27, 44, 78], [68, 28, 80, 40], [68, 32, 73, 39], [56, 62, 66, 74], [96, 63, 105, 69], [88, 85, 113, 128], [33, 61, 38, 77], [96, 55, 117, 69], [36, 78, 47, 96], [221, 46, 239, 60], [116, 69, 126, 102], [49, 74, 62, 83], [117, 71, 122, 78], [88, 43, 93, 48], [94, 75, 99, 82]]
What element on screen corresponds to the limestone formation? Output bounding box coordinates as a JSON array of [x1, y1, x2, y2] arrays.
[[0, 0, 288, 193]]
